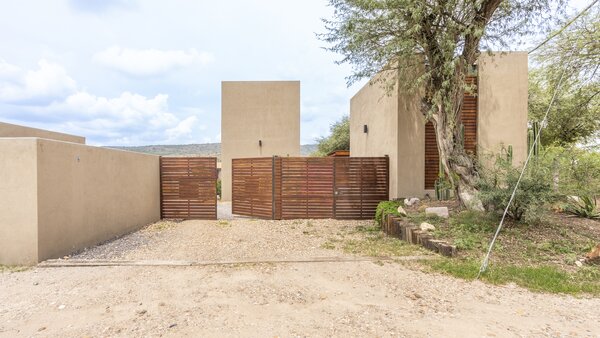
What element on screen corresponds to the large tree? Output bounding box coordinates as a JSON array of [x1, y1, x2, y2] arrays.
[[321, 0, 566, 208]]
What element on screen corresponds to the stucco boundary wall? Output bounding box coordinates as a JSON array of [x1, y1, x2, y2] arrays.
[[0, 138, 160, 265], [0, 121, 85, 144]]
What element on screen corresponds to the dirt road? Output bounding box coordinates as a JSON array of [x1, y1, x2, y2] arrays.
[[1, 219, 598, 337]]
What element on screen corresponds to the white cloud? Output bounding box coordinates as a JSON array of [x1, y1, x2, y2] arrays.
[[0, 58, 203, 145], [166, 115, 198, 141], [93, 46, 214, 76], [46, 91, 203, 146], [0, 59, 77, 104]]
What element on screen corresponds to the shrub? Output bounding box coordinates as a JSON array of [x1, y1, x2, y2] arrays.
[[550, 146, 600, 197], [478, 153, 554, 224], [565, 195, 600, 219], [216, 179, 222, 198], [375, 200, 403, 224]]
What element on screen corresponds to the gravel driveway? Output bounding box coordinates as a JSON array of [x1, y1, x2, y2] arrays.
[[1, 219, 599, 337]]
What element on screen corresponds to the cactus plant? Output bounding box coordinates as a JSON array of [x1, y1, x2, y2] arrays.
[[528, 121, 541, 158], [434, 162, 453, 200], [507, 145, 513, 164]]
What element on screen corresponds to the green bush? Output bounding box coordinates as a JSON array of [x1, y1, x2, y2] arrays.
[[216, 179, 222, 198], [565, 195, 599, 219], [546, 146, 600, 197], [478, 153, 554, 224], [375, 200, 403, 224]]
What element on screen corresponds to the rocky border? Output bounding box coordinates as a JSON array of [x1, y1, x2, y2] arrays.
[[380, 214, 457, 257]]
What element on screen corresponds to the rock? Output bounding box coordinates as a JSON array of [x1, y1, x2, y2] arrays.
[[584, 244, 600, 264], [575, 261, 583, 267], [396, 206, 407, 217], [567, 195, 581, 204], [58, 304, 66, 310], [403, 197, 420, 206], [136, 309, 147, 316], [425, 207, 449, 218], [420, 222, 436, 232]]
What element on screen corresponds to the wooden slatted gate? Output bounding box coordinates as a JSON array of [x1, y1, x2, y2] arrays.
[[231, 158, 275, 219], [232, 157, 389, 220], [334, 157, 389, 219], [160, 157, 217, 220]]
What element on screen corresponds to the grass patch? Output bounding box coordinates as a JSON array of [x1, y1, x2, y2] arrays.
[[425, 258, 600, 295], [341, 232, 427, 257], [321, 241, 336, 250], [0, 265, 29, 273], [217, 220, 231, 228], [375, 200, 404, 224], [147, 220, 179, 231], [399, 207, 600, 296]]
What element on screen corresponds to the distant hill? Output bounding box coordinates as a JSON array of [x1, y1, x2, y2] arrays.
[[108, 143, 318, 160]]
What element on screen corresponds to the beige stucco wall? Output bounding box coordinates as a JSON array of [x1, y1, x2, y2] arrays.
[[221, 81, 301, 201], [349, 52, 528, 199], [0, 121, 85, 144], [0, 139, 39, 265], [478, 52, 528, 165], [350, 71, 401, 198], [396, 81, 427, 198], [0, 138, 160, 265]]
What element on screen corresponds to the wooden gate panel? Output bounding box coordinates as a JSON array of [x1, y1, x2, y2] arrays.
[[280, 157, 334, 219], [160, 157, 217, 220], [231, 156, 388, 220], [334, 157, 389, 219], [232, 158, 274, 219]]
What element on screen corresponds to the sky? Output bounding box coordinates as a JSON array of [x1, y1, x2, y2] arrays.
[[0, 0, 588, 146]]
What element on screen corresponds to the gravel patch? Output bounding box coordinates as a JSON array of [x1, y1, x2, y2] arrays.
[[1, 218, 599, 337]]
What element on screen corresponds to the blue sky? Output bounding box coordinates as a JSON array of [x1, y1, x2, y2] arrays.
[[0, 0, 587, 146]]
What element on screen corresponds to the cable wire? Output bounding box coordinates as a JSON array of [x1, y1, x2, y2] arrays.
[[477, 53, 574, 277]]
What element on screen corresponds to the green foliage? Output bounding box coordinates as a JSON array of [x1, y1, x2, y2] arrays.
[[427, 259, 600, 295], [529, 6, 599, 146], [542, 145, 600, 197], [0, 265, 29, 273], [534, 5, 599, 86], [528, 69, 599, 146], [478, 152, 554, 223], [375, 200, 403, 224], [565, 195, 600, 219], [313, 115, 350, 156], [434, 162, 453, 200], [434, 211, 497, 250], [216, 179, 222, 197]]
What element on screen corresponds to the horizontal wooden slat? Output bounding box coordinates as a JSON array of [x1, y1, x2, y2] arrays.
[[160, 157, 217, 220]]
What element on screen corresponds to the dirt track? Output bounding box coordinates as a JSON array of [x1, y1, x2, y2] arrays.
[[1, 219, 598, 337]]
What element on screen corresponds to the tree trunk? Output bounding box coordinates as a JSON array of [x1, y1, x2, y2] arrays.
[[430, 91, 484, 211]]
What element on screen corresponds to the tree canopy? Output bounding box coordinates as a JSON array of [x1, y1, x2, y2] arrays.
[[529, 4, 599, 146], [313, 115, 350, 156], [321, 0, 566, 208]]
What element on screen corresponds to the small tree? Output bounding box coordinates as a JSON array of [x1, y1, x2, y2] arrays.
[[321, 0, 566, 209], [529, 6, 599, 146], [313, 115, 350, 156]]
